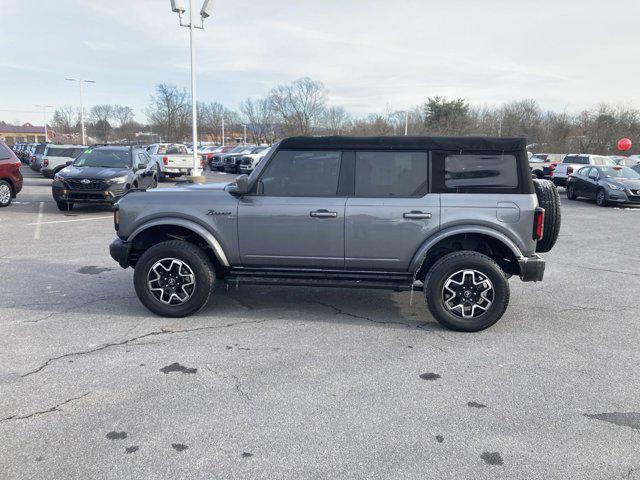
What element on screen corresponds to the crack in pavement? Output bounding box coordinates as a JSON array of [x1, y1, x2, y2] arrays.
[[206, 368, 251, 402], [312, 300, 414, 328], [22, 295, 136, 324], [556, 261, 640, 279], [20, 318, 272, 378], [0, 392, 91, 423]]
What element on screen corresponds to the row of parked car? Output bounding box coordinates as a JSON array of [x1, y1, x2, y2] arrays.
[[8, 140, 272, 211], [529, 152, 640, 206]]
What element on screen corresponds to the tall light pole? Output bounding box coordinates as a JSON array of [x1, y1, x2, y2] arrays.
[[404, 110, 409, 136], [65, 78, 95, 145], [170, 0, 214, 181], [221, 117, 225, 146], [35, 105, 53, 142]]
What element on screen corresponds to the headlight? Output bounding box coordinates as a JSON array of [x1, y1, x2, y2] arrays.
[[109, 176, 129, 184], [605, 182, 625, 191]]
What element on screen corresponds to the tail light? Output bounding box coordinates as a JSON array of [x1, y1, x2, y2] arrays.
[[200, 158, 205, 167], [567, 166, 574, 175], [163, 156, 169, 165], [533, 207, 545, 240], [31, 155, 36, 161], [43, 158, 49, 167]]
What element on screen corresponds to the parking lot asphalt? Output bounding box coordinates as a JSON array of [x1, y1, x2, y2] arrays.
[[1, 168, 640, 480]]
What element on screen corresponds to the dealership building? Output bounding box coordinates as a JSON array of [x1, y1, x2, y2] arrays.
[[0, 122, 48, 145]]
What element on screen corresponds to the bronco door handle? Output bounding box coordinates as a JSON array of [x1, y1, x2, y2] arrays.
[[403, 211, 432, 220], [310, 210, 338, 218]]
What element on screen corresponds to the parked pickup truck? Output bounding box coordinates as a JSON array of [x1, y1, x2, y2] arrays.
[[552, 154, 614, 187], [146, 143, 194, 179], [109, 136, 561, 332], [529, 153, 564, 179]]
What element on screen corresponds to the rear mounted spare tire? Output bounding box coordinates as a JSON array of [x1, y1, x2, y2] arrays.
[[533, 179, 560, 253]]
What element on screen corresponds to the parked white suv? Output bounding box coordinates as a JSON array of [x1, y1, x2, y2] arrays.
[[40, 145, 88, 178], [552, 154, 614, 187]]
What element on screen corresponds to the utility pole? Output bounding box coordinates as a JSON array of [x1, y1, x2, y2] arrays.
[[222, 117, 225, 146], [65, 78, 95, 145], [35, 105, 53, 142]]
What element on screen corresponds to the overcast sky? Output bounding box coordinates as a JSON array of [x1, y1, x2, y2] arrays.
[[2, 0, 639, 125]]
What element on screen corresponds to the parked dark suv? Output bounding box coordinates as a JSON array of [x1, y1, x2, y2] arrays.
[[52, 146, 158, 211], [109, 136, 560, 332], [0, 141, 23, 207]]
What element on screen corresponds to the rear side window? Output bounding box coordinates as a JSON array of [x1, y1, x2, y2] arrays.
[[355, 151, 428, 197], [46, 147, 70, 157], [35, 144, 47, 154], [444, 154, 518, 189], [258, 151, 341, 196], [0, 144, 12, 160], [577, 167, 590, 176]]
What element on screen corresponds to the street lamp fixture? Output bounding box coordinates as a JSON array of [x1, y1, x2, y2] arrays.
[[65, 78, 96, 145], [169, 0, 214, 180]]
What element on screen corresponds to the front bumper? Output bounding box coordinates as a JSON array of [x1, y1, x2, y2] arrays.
[[52, 181, 126, 205], [518, 254, 545, 282], [110, 238, 132, 268], [606, 190, 640, 204]]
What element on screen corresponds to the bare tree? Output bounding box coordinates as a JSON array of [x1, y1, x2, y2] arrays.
[[240, 97, 276, 144], [322, 106, 351, 135], [268, 77, 327, 136], [51, 106, 79, 135], [146, 84, 190, 142], [113, 106, 135, 127]]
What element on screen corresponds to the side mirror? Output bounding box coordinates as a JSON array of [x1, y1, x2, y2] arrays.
[[228, 174, 250, 196], [65, 160, 74, 166]]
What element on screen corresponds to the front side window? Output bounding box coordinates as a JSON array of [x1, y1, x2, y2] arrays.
[[258, 151, 341, 196], [444, 154, 518, 189], [355, 151, 428, 197]]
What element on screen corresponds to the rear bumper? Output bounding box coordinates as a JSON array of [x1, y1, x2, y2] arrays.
[[110, 238, 132, 268], [518, 254, 545, 282]]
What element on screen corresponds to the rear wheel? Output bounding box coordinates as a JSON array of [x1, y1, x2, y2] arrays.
[[0, 181, 12, 207], [133, 240, 215, 318], [533, 179, 561, 253], [424, 251, 510, 332], [566, 183, 577, 200], [56, 201, 74, 211]]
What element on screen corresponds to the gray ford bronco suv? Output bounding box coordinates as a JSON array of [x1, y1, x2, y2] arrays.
[[109, 136, 560, 332]]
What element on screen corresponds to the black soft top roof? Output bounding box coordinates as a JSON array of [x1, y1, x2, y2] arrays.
[[279, 136, 526, 152]]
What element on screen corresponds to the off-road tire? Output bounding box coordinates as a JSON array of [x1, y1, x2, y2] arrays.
[[133, 240, 215, 318], [56, 201, 74, 211], [533, 179, 561, 253], [424, 251, 510, 332]]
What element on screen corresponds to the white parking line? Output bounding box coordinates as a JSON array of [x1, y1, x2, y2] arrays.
[[27, 216, 112, 226], [33, 202, 44, 240]]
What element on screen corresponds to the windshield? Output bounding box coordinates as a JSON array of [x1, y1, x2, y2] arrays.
[[601, 166, 640, 179], [228, 146, 246, 153], [73, 149, 131, 168]]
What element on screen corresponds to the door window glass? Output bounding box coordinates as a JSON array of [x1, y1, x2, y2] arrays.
[[259, 151, 341, 196], [355, 151, 428, 197]]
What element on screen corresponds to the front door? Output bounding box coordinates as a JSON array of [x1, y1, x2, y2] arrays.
[[345, 151, 440, 271], [238, 150, 346, 268]]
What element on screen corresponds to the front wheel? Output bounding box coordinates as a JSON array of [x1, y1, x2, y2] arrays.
[[56, 201, 74, 211], [0, 180, 12, 207], [424, 251, 510, 332], [133, 240, 215, 318], [596, 189, 608, 207]]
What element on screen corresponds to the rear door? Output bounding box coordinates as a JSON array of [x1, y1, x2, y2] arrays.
[[238, 150, 347, 268], [345, 151, 439, 271]]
